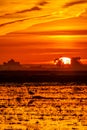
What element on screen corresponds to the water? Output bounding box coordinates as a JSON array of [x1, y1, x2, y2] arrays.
[[0, 82, 87, 130]]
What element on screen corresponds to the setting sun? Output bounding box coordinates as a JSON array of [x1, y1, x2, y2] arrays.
[[59, 57, 71, 65]]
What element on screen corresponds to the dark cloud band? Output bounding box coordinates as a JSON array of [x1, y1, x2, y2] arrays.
[[16, 6, 41, 14], [0, 1, 49, 19], [37, 1, 48, 6], [63, 0, 87, 8], [0, 14, 51, 27], [0, 18, 29, 27]]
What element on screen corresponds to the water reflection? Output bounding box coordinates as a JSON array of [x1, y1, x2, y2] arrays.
[[0, 83, 87, 130]]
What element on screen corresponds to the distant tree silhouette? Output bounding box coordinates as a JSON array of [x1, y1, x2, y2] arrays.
[[71, 57, 82, 66], [54, 58, 64, 67], [3, 59, 21, 66]]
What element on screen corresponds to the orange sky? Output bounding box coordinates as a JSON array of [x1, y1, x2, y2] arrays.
[[0, 0, 87, 64]]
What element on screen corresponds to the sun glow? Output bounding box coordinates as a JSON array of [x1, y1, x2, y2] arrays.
[[59, 57, 71, 65]]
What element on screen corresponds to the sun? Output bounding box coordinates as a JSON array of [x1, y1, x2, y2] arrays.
[[59, 57, 71, 65]]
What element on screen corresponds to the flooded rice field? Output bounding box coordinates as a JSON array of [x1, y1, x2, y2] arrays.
[[0, 82, 87, 130]]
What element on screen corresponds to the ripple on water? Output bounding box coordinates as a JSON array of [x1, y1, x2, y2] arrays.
[[0, 83, 87, 130]]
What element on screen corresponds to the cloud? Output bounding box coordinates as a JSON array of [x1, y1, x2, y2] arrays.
[[0, 18, 29, 27], [0, 1, 48, 19], [0, 14, 59, 35], [0, 0, 87, 35], [80, 9, 87, 17], [63, 0, 87, 8], [15, 30, 87, 35], [0, 0, 48, 18], [0, 6, 41, 18], [0, 13, 54, 28], [16, 6, 41, 14], [37, 1, 48, 6]]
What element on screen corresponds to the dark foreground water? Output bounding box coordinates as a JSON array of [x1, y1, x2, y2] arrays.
[[0, 82, 87, 130]]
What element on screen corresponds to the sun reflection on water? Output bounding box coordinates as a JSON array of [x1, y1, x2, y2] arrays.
[[0, 83, 87, 130]]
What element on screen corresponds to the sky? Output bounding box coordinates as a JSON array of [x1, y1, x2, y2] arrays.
[[0, 0, 87, 64]]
